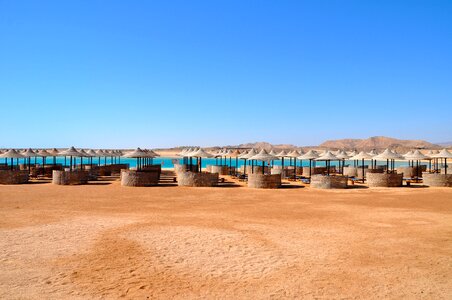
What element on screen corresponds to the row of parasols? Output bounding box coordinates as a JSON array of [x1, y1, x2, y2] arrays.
[[1, 146, 450, 175], [177, 148, 452, 176], [0, 147, 160, 171]]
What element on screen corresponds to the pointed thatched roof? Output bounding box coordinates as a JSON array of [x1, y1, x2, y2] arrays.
[[38, 149, 52, 157], [350, 151, 372, 160], [405, 150, 428, 160], [432, 149, 452, 159], [286, 150, 301, 158], [249, 149, 278, 161], [78, 149, 92, 157], [240, 149, 257, 159], [123, 148, 152, 158], [48, 148, 60, 156], [59, 147, 81, 157], [368, 149, 379, 157], [373, 149, 403, 160], [335, 150, 350, 160], [22, 148, 39, 157], [316, 151, 338, 161], [188, 148, 214, 158], [0, 149, 25, 158], [298, 150, 319, 160], [276, 150, 288, 157]]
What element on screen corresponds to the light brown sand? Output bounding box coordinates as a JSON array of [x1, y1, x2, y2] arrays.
[[0, 181, 451, 299]]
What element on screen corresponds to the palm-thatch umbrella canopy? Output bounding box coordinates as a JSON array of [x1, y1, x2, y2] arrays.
[[22, 148, 41, 170], [86, 149, 98, 166], [315, 151, 338, 175], [249, 149, 278, 174], [346, 150, 356, 156], [350, 151, 372, 182], [425, 150, 438, 171], [95, 149, 108, 166], [0, 149, 25, 170], [368, 149, 379, 157], [404, 150, 428, 180], [286, 150, 301, 180], [37, 149, 52, 170], [181, 148, 199, 171], [432, 149, 452, 175], [367, 149, 379, 168], [276, 150, 289, 171], [403, 150, 415, 168], [186, 148, 214, 172], [47, 148, 60, 165], [178, 148, 189, 156], [403, 150, 414, 158], [227, 149, 242, 175], [78, 149, 92, 169], [298, 150, 319, 178], [373, 149, 403, 173], [123, 148, 153, 170], [240, 149, 259, 174], [335, 150, 350, 175], [60, 147, 81, 171], [268, 149, 277, 156], [148, 149, 159, 157]]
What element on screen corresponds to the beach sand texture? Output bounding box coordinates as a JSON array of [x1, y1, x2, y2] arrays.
[[0, 181, 451, 299]]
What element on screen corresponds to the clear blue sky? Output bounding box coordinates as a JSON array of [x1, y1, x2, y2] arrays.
[[1, 0, 451, 148]]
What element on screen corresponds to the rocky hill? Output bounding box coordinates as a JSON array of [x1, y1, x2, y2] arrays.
[[319, 136, 440, 151]]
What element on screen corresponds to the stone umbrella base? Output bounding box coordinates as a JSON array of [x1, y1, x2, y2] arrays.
[[367, 173, 403, 187], [177, 171, 219, 187], [120, 170, 160, 187], [310, 175, 348, 189], [0, 170, 29, 184], [52, 170, 89, 185], [247, 174, 281, 189], [422, 173, 452, 187]]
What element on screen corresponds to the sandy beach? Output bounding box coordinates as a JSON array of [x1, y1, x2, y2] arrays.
[[0, 178, 451, 299]]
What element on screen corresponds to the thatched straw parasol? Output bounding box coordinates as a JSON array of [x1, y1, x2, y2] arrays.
[[0, 149, 24, 170], [315, 151, 338, 175], [37, 149, 52, 170], [404, 150, 428, 180], [59, 147, 81, 171], [350, 151, 372, 182], [286, 150, 301, 180], [276, 150, 289, 173], [48, 148, 59, 165], [95, 149, 107, 166], [431, 149, 452, 175], [249, 149, 278, 174], [227, 149, 242, 175], [186, 148, 214, 172], [335, 150, 350, 175], [86, 149, 97, 166], [123, 148, 152, 170], [298, 150, 319, 178], [239, 149, 257, 175], [426, 150, 438, 172], [78, 149, 92, 169], [22, 148, 40, 170], [373, 149, 403, 173]]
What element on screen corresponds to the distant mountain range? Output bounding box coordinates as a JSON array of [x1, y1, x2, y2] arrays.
[[160, 136, 448, 152], [318, 136, 441, 151], [221, 136, 444, 152]]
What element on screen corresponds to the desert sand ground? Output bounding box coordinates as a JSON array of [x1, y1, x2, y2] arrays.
[[0, 178, 451, 299]]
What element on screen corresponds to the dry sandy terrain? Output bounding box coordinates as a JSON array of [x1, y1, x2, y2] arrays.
[[0, 179, 451, 299]]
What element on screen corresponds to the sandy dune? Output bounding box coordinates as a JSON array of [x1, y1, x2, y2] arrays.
[[0, 181, 451, 299]]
